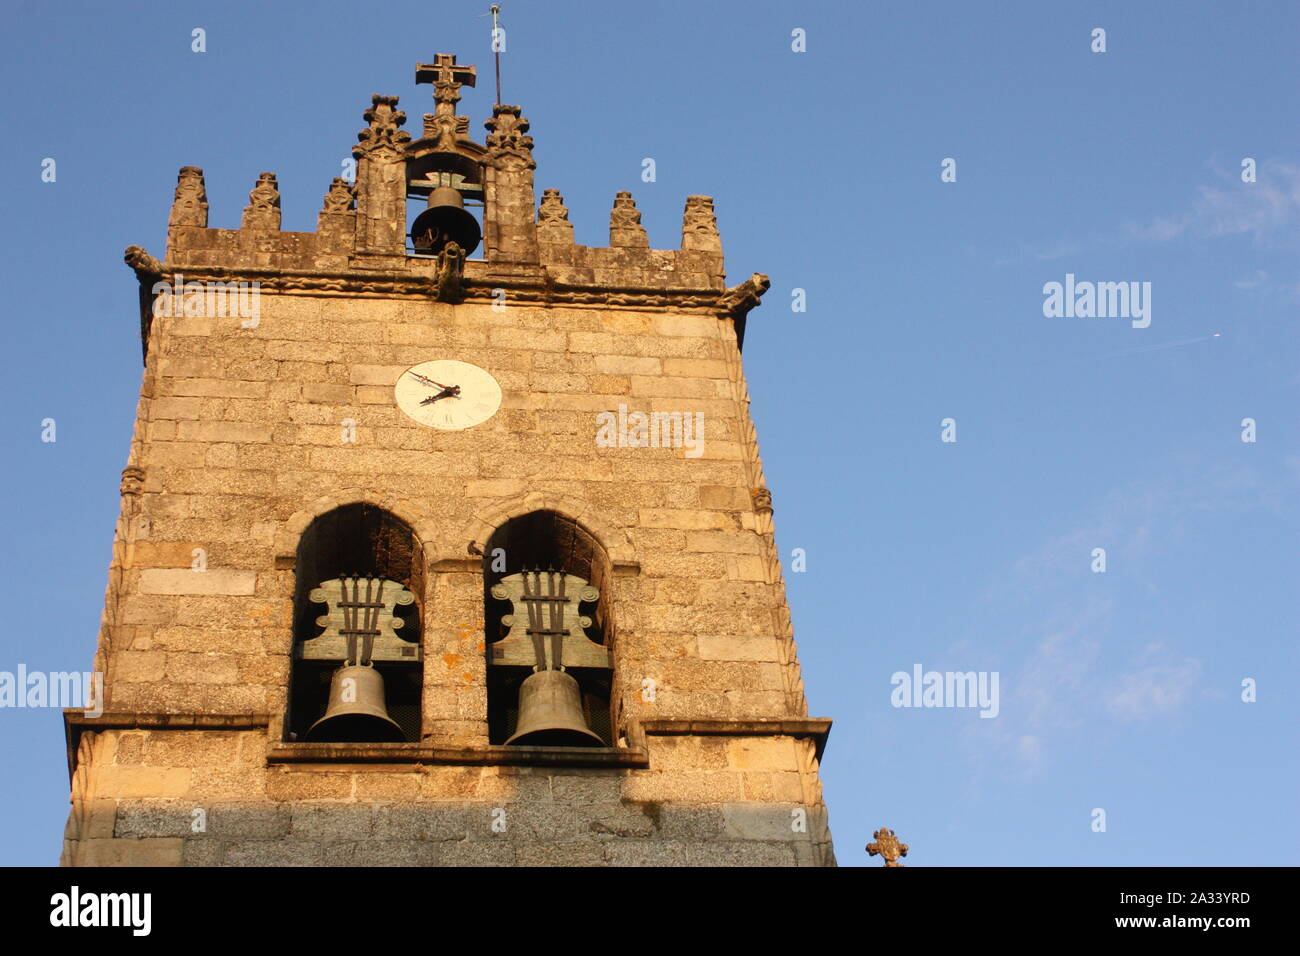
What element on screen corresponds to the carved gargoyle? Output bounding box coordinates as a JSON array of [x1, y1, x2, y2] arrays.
[[123, 245, 162, 280], [434, 241, 466, 302], [717, 272, 771, 350], [124, 245, 165, 360], [717, 272, 771, 320]]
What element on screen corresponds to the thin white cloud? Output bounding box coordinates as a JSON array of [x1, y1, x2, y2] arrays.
[[992, 238, 1086, 265], [1017, 734, 1043, 764], [1105, 647, 1202, 721], [1129, 161, 1300, 244], [994, 159, 1300, 266], [962, 460, 1294, 777], [1016, 600, 1109, 731]]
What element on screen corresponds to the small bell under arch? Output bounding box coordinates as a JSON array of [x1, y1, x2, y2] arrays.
[[411, 185, 481, 256]]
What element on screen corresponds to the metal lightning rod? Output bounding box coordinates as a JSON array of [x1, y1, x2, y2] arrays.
[[491, 4, 503, 105]]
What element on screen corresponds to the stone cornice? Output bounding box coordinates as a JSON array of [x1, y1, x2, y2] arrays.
[[267, 743, 651, 768], [62, 711, 830, 776], [640, 717, 832, 761], [127, 251, 741, 362], [63, 710, 271, 780], [143, 260, 727, 309]]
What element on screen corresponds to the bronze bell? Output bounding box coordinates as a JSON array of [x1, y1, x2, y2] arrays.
[[411, 185, 481, 256], [306, 664, 405, 743], [505, 669, 604, 747]]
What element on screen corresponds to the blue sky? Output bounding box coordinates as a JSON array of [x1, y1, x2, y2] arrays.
[[1, 0, 1296, 866]]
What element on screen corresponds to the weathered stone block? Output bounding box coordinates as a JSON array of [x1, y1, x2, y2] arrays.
[[138, 569, 257, 596], [603, 840, 691, 866], [207, 804, 291, 839], [687, 841, 796, 867], [92, 766, 192, 799], [266, 770, 353, 802], [302, 383, 355, 404], [722, 803, 806, 841], [371, 804, 472, 842], [289, 804, 375, 841], [697, 635, 782, 662], [516, 842, 608, 866], [114, 800, 193, 838], [175, 421, 274, 443], [74, 837, 184, 867]]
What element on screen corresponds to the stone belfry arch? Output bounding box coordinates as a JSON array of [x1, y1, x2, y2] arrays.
[[65, 53, 834, 867]]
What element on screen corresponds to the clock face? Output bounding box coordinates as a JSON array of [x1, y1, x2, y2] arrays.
[[395, 360, 502, 430]]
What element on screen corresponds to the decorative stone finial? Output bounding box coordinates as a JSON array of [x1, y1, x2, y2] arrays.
[[354, 95, 411, 161], [241, 172, 281, 231], [682, 195, 720, 252], [609, 191, 648, 248], [484, 104, 535, 171], [168, 166, 208, 228], [482, 104, 539, 263], [537, 188, 574, 243], [352, 96, 411, 258], [321, 178, 355, 214], [318, 177, 355, 240]]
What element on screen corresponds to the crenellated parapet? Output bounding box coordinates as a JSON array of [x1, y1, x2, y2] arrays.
[[149, 53, 734, 314], [533, 188, 725, 295]]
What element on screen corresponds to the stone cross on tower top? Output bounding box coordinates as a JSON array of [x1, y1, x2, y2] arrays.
[[416, 54, 477, 150], [416, 54, 477, 111]]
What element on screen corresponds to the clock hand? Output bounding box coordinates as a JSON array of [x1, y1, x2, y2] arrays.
[[406, 370, 453, 391], [420, 385, 462, 406], [406, 371, 461, 397]]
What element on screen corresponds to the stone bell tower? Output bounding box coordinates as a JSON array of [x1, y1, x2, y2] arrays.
[[61, 53, 835, 867]]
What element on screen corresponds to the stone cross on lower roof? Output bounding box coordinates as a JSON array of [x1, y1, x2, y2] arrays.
[[866, 827, 909, 867], [416, 54, 477, 113]]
